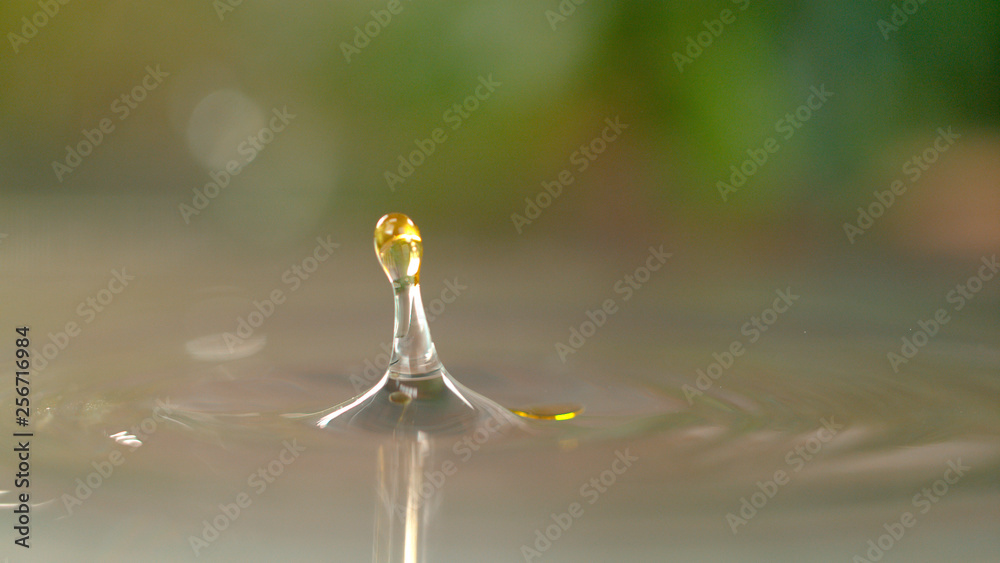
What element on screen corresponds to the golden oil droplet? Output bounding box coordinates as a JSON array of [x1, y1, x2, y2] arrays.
[[510, 403, 585, 421], [374, 213, 422, 287], [315, 211, 524, 435], [389, 391, 412, 405]]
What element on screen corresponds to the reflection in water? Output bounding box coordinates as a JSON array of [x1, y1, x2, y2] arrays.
[[511, 403, 585, 421], [109, 430, 143, 448], [185, 333, 266, 362], [184, 287, 268, 362], [374, 432, 435, 563]]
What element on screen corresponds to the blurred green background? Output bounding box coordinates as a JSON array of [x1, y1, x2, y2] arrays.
[[1, 0, 997, 257]]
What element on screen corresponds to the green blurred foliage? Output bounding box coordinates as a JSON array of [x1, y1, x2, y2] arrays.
[[0, 1, 996, 244]]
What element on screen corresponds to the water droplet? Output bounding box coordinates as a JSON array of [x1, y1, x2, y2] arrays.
[[375, 212, 422, 287], [314, 213, 520, 435]]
